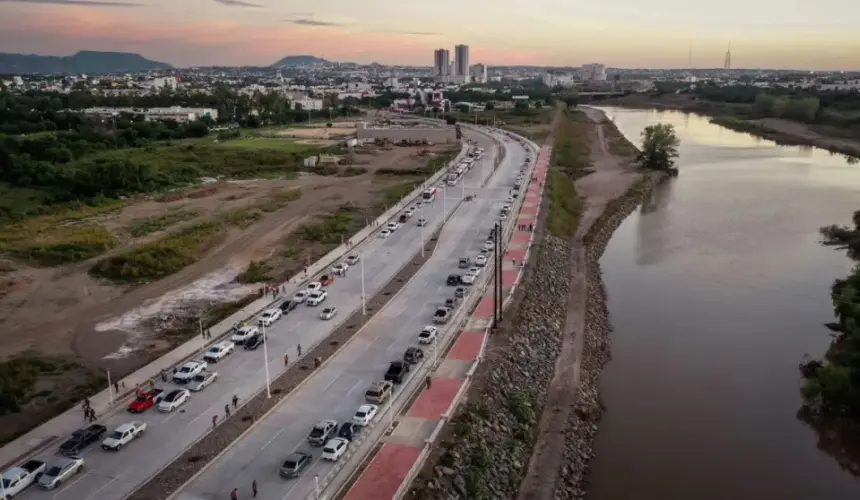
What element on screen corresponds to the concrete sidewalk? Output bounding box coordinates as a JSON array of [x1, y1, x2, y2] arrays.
[[0, 141, 469, 471]]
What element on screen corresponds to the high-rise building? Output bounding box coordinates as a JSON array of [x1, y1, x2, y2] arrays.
[[455, 45, 470, 81], [434, 49, 450, 81], [724, 42, 732, 70], [471, 63, 487, 84], [580, 63, 607, 81]]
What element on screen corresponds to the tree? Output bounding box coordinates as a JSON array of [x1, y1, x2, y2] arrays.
[[564, 94, 579, 108], [484, 102, 495, 111], [638, 123, 680, 174]]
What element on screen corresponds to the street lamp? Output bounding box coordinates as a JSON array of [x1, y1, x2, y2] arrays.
[[262, 325, 271, 398], [420, 203, 425, 258], [360, 254, 366, 315]]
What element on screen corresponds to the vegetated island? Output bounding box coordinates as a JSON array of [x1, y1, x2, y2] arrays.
[[599, 83, 860, 162], [799, 210, 860, 476]]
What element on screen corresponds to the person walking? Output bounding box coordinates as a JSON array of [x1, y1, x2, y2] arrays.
[[161, 370, 167, 382], [283, 354, 289, 366], [252, 479, 258, 498], [225, 404, 231, 418], [232, 394, 239, 409], [297, 343, 302, 357], [212, 415, 218, 428], [231, 488, 239, 500]]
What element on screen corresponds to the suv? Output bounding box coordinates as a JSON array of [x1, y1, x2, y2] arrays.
[[403, 346, 424, 364], [307, 420, 338, 446], [384, 361, 410, 384], [280, 451, 312, 478], [433, 307, 452, 324], [446, 274, 460, 286], [279, 300, 298, 313], [364, 380, 394, 404]]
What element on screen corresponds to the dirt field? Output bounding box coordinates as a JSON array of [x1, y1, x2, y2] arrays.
[[272, 124, 358, 146], [0, 143, 456, 445]]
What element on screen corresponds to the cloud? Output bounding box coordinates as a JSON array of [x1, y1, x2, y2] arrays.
[[389, 31, 440, 36], [211, 0, 261, 7], [287, 18, 342, 27], [0, 0, 139, 6]]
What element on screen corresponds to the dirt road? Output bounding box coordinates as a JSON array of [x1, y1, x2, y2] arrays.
[[516, 107, 639, 500]]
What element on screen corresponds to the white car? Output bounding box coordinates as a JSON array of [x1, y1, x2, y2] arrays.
[[461, 273, 477, 285], [332, 262, 348, 275], [502, 203, 512, 212], [321, 438, 350, 462], [405, 208, 416, 216], [157, 389, 190, 412], [203, 341, 234, 363], [319, 307, 338, 320], [258, 308, 282, 327], [101, 421, 146, 451], [352, 404, 379, 426], [346, 254, 360, 265], [188, 371, 218, 392], [475, 255, 488, 267], [172, 360, 208, 383], [507, 195, 515, 203], [417, 218, 427, 227], [306, 290, 328, 306], [386, 222, 400, 231], [469, 266, 482, 277], [231, 326, 259, 345], [306, 282, 322, 293], [293, 290, 309, 303], [379, 229, 392, 238], [418, 326, 438, 344], [499, 213, 508, 221], [483, 240, 494, 251]]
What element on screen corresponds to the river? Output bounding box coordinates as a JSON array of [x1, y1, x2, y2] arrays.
[[586, 108, 860, 500]]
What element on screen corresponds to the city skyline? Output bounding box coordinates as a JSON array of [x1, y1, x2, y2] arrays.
[[0, 0, 858, 71]]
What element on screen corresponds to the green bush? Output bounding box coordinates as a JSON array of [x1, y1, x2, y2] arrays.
[[297, 210, 356, 244], [546, 111, 589, 238], [236, 260, 273, 284]]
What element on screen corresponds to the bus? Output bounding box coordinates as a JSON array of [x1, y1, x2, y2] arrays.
[[422, 187, 438, 201]]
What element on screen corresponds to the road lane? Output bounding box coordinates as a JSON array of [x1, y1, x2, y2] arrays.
[[15, 130, 501, 500], [175, 131, 529, 500]]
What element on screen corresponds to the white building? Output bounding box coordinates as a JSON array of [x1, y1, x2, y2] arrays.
[[470, 64, 487, 84], [151, 77, 177, 89], [82, 106, 217, 122], [434, 49, 450, 82], [580, 64, 607, 81], [293, 98, 324, 110]]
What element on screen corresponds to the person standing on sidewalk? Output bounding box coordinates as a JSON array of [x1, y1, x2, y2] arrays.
[[231, 488, 239, 500], [252, 479, 258, 498], [297, 343, 302, 357], [212, 415, 218, 428], [225, 404, 231, 418], [232, 394, 239, 409]]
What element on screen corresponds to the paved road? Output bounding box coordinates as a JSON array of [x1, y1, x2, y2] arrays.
[[175, 133, 529, 500], [13, 130, 502, 500]]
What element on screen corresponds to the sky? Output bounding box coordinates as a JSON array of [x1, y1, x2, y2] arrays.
[[0, 0, 858, 70]]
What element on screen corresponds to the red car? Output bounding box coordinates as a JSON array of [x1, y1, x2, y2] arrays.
[[319, 275, 335, 286], [127, 389, 164, 413]]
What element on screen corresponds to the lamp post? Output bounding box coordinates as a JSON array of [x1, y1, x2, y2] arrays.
[[360, 254, 366, 315], [262, 325, 271, 398]]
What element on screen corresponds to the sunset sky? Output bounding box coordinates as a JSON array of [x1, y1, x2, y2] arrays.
[[0, 0, 858, 70]]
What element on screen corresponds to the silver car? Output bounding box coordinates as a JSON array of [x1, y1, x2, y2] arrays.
[[188, 371, 218, 392], [38, 456, 84, 490]]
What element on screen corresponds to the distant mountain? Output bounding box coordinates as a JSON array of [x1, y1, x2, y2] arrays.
[[270, 55, 328, 67], [0, 51, 172, 75]]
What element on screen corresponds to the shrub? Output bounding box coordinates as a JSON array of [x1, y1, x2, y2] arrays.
[[236, 260, 273, 284], [297, 209, 355, 244]]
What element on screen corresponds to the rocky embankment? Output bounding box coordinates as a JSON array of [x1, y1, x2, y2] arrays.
[[553, 172, 665, 499], [413, 235, 572, 500]]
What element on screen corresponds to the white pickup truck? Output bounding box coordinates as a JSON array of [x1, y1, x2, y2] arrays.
[[1, 459, 46, 498], [101, 421, 146, 451]]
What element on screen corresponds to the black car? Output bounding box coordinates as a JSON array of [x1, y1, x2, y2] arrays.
[[58, 424, 107, 456], [279, 451, 313, 478], [337, 422, 360, 441], [244, 333, 265, 350], [403, 347, 424, 364], [279, 300, 298, 314], [445, 297, 459, 309], [446, 274, 460, 286], [384, 361, 410, 384]]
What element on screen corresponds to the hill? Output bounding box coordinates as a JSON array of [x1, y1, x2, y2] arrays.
[[270, 55, 328, 67], [0, 51, 172, 74]]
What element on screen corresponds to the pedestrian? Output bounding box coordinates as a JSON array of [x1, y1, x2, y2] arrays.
[[114, 381, 120, 394], [88, 408, 96, 422], [231, 488, 239, 500], [135, 382, 141, 395], [161, 370, 167, 382], [252, 479, 258, 498], [232, 394, 239, 409], [512, 258, 517, 267], [425, 376, 432, 389], [225, 404, 231, 418], [314, 357, 321, 369], [212, 415, 218, 428], [297, 343, 302, 357], [283, 354, 289, 366]]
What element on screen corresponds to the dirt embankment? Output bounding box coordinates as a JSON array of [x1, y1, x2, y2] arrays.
[[600, 94, 860, 159]]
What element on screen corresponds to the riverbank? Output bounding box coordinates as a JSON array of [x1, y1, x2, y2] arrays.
[[600, 94, 860, 160]]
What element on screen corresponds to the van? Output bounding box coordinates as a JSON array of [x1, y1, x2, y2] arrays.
[[364, 381, 393, 404]]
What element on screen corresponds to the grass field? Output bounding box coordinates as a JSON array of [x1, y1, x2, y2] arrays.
[[215, 137, 312, 152]]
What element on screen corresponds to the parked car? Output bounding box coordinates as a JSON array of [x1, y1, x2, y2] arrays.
[[293, 290, 310, 303], [483, 240, 494, 251], [458, 257, 470, 268], [417, 217, 427, 226], [203, 341, 235, 363], [446, 274, 461, 286], [337, 422, 360, 441], [364, 381, 393, 404], [346, 254, 360, 265], [37, 456, 84, 490], [319, 274, 335, 286], [101, 421, 146, 451], [384, 361, 410, 384], [230, 326, 259, 346], [306, 290, 328, 306], [244, 332, 265, 350], [331, 263, 348, 276], [461, 272, 477, 285], [321, 438, 350, 461], [173, 360, 208, 383], [279, 451, 313, 478], [403, 346, 424, 364], [445, 297, 458, 309], [307, 420, 338, 446], [158, 389, 190, 412], [58, 424, 106, 456], [188, 371, 218, 392], [0, 460, 46, 497], [352, 404, 379, 426], [418, 326, 438, 344], [127, 389, 164, 413], [379, 229, 392, 238], [258, 308, 282, 327], [386, 222, 400, 232], [319, 307, 338, 320], [433, 307, 452, 324], [306, 281, 322, 293], [280, 300, 298, 313], [455, 287, 467, 298], [475, 255, 488, 267]]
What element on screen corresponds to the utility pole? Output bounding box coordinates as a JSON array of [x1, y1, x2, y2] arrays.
[[262, 325, 271, 398], [360, 255, 366, 315], [420, 203, 425, 258]]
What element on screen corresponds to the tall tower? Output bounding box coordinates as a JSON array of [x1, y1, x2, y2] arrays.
[[455, 44, 470, 82], [724, 42, 732, 70], [433, 49, 450, 81]]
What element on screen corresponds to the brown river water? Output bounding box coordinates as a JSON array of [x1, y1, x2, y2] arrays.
[[586, 108, 860, 500]]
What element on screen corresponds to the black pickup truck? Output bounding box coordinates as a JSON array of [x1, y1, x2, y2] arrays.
[[384, 361, 410, 384], [58, 424, 107, 456]]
